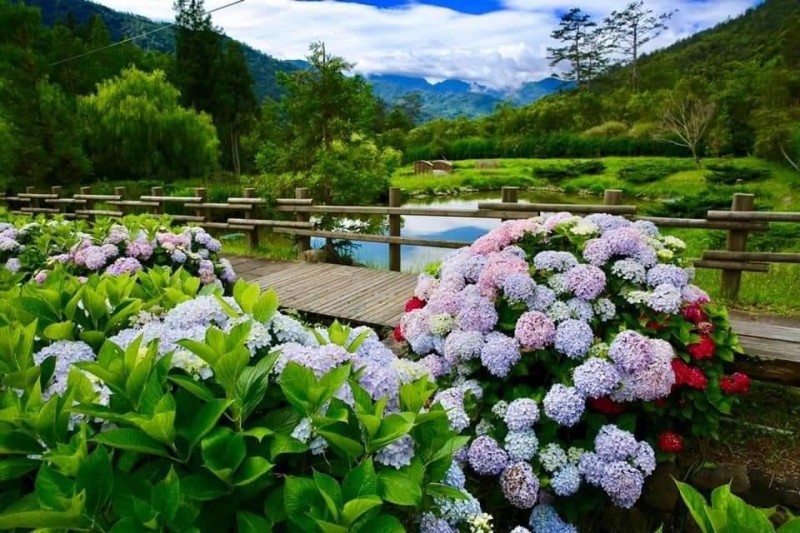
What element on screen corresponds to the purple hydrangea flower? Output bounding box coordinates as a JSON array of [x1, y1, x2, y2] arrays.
[[608, 330, 655, 374], [543, 385, 585, 427], [611, 339, 675, 402], [106, 257, 142, 276], [100, 243, 119, 259], [443, 330, 484, 364], [504, 430, 539, 462], [565, 264, 606, 300], [420, 514, 457, 533], [501, 462, 539, 509], [503, 272, 537, 304], [646, 265, 690, 288], [600, 461, 645, 509], [434, 388, 470, 432], [417, 354, 451, 378], [375, 435, 415, 469], [647, 284, 683, 314], [584, 214, 631, 234], [457, 296, 498, 333], [171, 250, 187, 264], [480, 332, 520, 377], [533, 251, 578, 272], [551, 465, 581, 496], [4, 258, 21, 273], [554, 319, 593, 359], [514, 311, 556, 350], [503, 398, 540, 431], [527, 285, 556, 312], [682, 284, 710, 305], [468, 436, 508, 476], [578, 452, 606, 486], [427, 290, 461, 315], [594, 425, 640, 461], [611, 259, 647, 283], [529, 504, 577, 533], [573, 358, 621, 399], [582, 238, 612, 266], [633, 442, 657, 476]]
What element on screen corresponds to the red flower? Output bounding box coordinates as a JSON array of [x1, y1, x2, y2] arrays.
[[404, 297, 426, 312], [654, 399, 667, 407], [687, 335, 716, 360], [658, 431, 685, 453], [672, 360, 708, 391], [393, 324, 405, 343], [720, 372, 751, 395], [588, 396, 626, 415], [682, 304, 708, 324], [646, 320, 666, 332], [697, 321, 716, 335]]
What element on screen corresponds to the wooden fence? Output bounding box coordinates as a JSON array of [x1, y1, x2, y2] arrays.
[[2, 185, 798, 301]]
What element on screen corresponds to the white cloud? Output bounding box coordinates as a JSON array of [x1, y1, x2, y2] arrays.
[[95, 0, 757, 89]]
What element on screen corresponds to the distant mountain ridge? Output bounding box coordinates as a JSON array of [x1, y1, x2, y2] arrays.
[[28, 0, 567, 119]]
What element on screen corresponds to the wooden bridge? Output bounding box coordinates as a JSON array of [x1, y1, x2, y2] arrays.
[[227, 256, 800, 386]]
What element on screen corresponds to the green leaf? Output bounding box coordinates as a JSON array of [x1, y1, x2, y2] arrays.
[[269, 433, 309, 459], [181, 473, 229, 501], [213, 347, 250, 393], [252, 289, 280, 323], [151, 467, 180, 524], [0, 458, 39, 481], [201, 428, 246, 483], [242, 426, 274, 442], [234, 457, 274, 487], [76, 446, 113, 519], [343, 458, 378, 502], [778, 518, 800, 533], [35, 465, 75, 511], [184, 399, 233, 453], [370, 412, 415, 451], [314, 470, 343, 521], [237, 511, 271, 533], [427, 483, 468, 501], [317, 428, 364, 459], [167, 375, 215, 403], [316, 519, 349, 533], [354, 514, 405, 533], [279, 362, 317, 414], [342, 496, 382, 527], [43, 321, 75, 341], [92, 428, 169, 458], [725, 490, 775, 532], [675, 479, 714, 533], [377, 469, 422, 507], [0, 431, 44, 455], [0, 507, 85, 530], [284, 476, 318, 516], [176, 339, 219, 366]]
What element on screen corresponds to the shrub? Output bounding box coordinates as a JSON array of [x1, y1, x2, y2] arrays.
[[0, 279, 471, 531], [704, 164, 772, 185], [396, 214, 747, 529], [534, 160, 607, 181], [644, 187, 770, 219], [618, 160, 696, 184], [582, 121, 629, 138]]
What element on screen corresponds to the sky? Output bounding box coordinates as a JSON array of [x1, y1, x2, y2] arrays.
[[94, 0, 761, 89]]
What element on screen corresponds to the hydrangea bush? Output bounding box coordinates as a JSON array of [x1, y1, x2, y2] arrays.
[[0, 214, 235, 287], [396, 213, 749, 529], [0, 278, 475, 531]]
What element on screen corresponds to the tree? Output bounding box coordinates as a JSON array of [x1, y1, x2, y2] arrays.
[[605, 1, 675, 90], [279, 41, 377, 203], [546, 8, 599, 88], [215, 41, 257, 176], [654, 94, 716, 166], [79, 67, 219, 180]]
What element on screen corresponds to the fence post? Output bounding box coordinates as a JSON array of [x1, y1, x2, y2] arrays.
[[80, 186, 93, 217], [193, 187, 207, 222], [604, 189, 623, 207], [151, 187, 164, 215], [25, 186, 38, 212], [244, 187, 259, 251], [114, 187, 126, 216], [389, 187, 402, 272], [721, 193, 755, 300], [51, 186, 63, 216], [500, 186, 518, 222], [295, 187, 311, 257]]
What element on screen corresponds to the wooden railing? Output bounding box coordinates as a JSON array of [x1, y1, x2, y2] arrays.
[[2, 185, 797, 301]]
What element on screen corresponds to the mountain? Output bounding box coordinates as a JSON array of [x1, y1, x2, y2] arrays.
[[29, 0, 565, 119], [366, 74, 565, 119], [27, 0, 299, 100]]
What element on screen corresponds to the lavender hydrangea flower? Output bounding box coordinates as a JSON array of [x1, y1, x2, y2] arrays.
[[578, 452, 606, 486], [647, 284, 683, 314], [468, 436, 508, 476], [514, 312, 556, 350], [457, 296, 498, 333], [565, 264, 606, 300], [420, 514, 457, 533], [501, 462, 539, 509], [434, 388, 470, 432], [171, 250, 187, 264], [546, 301, 571, 322], [608, 330, 655, 374], [682, 284, 710, 305], [504, 430, 539, 462], [633, 442, 657, 476], [551, 465, 581, 496], [573, 358, 621, 399], [480, 332, 521, 377], [417, 354, 450, 378], [443, 462, 467, 489], [567, 298, 594, 321], [504, 398, 540, 431], [34, 340, 97, 400], [582, 238, 612, 266], [646, 264, 690, 288], [106, 257, 142, 276], [543, 385, 585, 427], [585, 214, 631, 234], [527, 285, 556, 312], [533, 251, 578, 272], [538, 443, 568, 472], [503, 272, 536, 304], [611, 338, 675, 402], [554, 319, 593, 359], [375, 435, 415, 469], [4, 258, 20, 273], [415, 274, 440, 301], [529, 504, 578, 533], [611, 259, 647, 283], [594, 425, 640, 461], [443, 330, 484, 364], [427, 290, 461, 315], [600, 461, 645, 509], [594, 298, 616, 322]]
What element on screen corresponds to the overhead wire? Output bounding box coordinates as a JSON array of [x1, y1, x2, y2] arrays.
[[49, 0, 245, 67]]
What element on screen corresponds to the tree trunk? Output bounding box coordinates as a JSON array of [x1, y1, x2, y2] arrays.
[[632, 27, 639, 91], [230, 130, 241, 176]]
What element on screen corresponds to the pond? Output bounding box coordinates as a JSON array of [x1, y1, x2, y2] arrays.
[[310, 190, 650, 272]]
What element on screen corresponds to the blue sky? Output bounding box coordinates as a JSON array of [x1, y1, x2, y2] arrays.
[[96, 0, 760, 89]]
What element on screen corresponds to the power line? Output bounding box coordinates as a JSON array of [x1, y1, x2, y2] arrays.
[[49, 0, 245, 67]]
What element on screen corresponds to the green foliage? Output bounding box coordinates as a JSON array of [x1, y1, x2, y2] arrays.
[[674, 480, 800, 532], [79, 67, 219, 180], [533, 159, 607, 181], [582, 121, 629, 138], [618, 160, 696, 184], [704, 164, 772, 186]]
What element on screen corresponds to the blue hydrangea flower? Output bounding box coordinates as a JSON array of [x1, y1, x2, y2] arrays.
[[573, 358, 621, 399], [529, 504, 578, 533], [501, 462, 539, 509], [510, 528, 532, 533], [647, 284, 683, 314], [594, 425, 640, 461], [567, 298, 594, 321], [527, 285, 557, 312], [503, 272, 537, 304], [444, 330, 484, 364], [608, 330, 655, 374], [578, 452, 606, 486], [646, 264, 690, 288], [468, 436, 508, 476], [633, 442, 656, 476], [503, 398, 540, 431], [582, 238, 612, 266], [443, 462, 466, 490], [600, 461, 645, 509], [420, 514, 457, 533], [538, 443, 568, 472], [543, 385, 585, 427], [504, 430, 539, 462], [611, 259, 647, 284], [533, 251, 578, 272], [376, 435, 415, 469], [434, 388, 470, 432], [480, 331, 521, 378], [585, 214, 632, 234], [554, 319, 593, 359], [594, 298, 616, 322], [457, 296, 499, 333], [547, 301, 572, 322], [551, 465, 581, 496]]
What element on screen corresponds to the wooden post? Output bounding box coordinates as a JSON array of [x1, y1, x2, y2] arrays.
[[389, 187, 402, 272], [151, 187, 164, 215], [49, 186, 62, 216], [721, 193, 755, 300], [193, 187, 207, 222], [80, 186, 93, 214], [604, 189, 623, 206], [295, 187, 311, 257], [114, 187, 126, 216], [500, 186, 519, 221], [25, 186, 38, 212], [244, 187, 259, 251]]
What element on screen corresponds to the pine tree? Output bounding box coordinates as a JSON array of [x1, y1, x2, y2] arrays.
[[546, 8, 598, 88], [604, 1, 675, 90]]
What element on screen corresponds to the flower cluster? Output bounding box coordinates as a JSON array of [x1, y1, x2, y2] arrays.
[[397, 213, 748, 526]]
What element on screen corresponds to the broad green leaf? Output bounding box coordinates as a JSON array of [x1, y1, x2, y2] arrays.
[[92, 428, 169, 458], [0, 431, 44, 455], [315, 519, 348, 533], [674, 479, 714, 533], [252, 289, 280, 323], [314, 470, 343, 521], [184, 399, 233, 453], [177, 339, 219, 366], [43, 321, 75, 341], [167, 375, 216, 403], [234, 457, 274, 487], [242, 426, 274, 442], [725, 491, 775, 532], [237, 511, 271, 533], [284, 476, 318, 516], [343, 458, 378, 502], [427, 483, 468, 501], [151, 467, 180, 524], [0, 458, 38, 481], [35, 465, 75, 511], [370, 412, 415, 451], [76, 446, 113, 519], [213, 347, 250, 393], [181, 473, 229, 501], [201, 428, 246, 483], [0, 508, 85, 530], [342, 496, 382, 527], [377, 469, 422, 507], [353, 514, 405, 533], [317, 429, 364, 459], [279, 362, 317, 414], [778, 518, 800, 533], [269, 433, 309, 459]]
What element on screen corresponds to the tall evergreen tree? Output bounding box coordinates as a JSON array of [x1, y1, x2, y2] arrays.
[[546, 8, 598, 88], [215, 41, 257, 175], [604, 1, 675, 90]]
